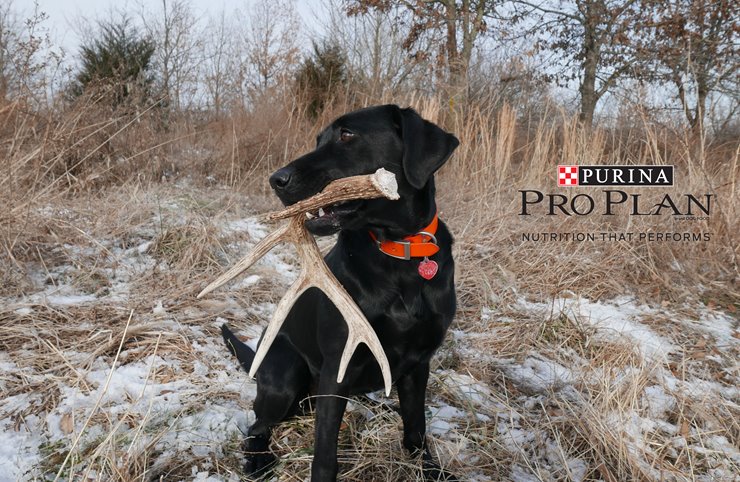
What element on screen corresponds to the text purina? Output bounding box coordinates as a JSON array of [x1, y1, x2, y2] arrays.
[[578, 165, 673, 186]]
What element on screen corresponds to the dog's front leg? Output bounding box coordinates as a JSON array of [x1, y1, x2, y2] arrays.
[[398, 362, 458, 481], [397, 362, 429, 454], [311, 370, 349, 481]]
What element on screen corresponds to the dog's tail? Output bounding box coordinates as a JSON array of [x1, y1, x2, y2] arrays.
[[221, 323, 256, 374]]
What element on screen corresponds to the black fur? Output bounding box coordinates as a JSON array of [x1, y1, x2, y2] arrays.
[[222, 104, 459, 481], [221, 324, 255, 374]]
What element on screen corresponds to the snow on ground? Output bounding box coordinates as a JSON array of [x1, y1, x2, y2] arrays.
[[1, 191, 738, 481], [518, 296, 675, 361], [0, 411, 44, 482]]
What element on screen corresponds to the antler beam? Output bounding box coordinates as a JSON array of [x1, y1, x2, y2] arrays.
[[198, 168, 398, 395]]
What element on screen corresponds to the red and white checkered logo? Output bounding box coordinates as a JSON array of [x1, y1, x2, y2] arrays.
[[558, 165, 578, 186]]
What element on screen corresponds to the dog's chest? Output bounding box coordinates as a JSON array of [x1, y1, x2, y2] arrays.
[[354, 277, 448, 351], [327, 240, 452, 341]]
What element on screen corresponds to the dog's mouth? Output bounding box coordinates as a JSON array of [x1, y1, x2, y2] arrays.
[[304, 200, 363, 236]]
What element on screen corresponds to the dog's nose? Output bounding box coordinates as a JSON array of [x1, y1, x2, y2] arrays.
[[269, 168, 293, 191]]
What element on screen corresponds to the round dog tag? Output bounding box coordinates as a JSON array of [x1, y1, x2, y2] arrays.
[[418, 257, 438, 280]]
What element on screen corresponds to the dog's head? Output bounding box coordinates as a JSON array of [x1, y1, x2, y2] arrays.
[[269, 104, 459, 236]]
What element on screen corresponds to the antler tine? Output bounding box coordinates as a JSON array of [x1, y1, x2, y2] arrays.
[[319, 275, 393, 395], [245, 216, 393, 395], [248, 268, 311, 379], [196, 222, 290, 299]]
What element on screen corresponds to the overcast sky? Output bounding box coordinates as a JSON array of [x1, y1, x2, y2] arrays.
[[32, 0, 324, 56]]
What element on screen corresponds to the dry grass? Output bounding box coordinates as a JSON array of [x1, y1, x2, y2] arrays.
[[0, 91, 738, 481]]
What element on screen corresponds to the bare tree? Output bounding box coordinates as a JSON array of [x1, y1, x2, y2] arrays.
[[201, 10, 239, 115], [346, 0, 499, 105], [320, 0, 429, 98], [239, 0, 301, 101], [0, 0, 18, 100], [643, 0, 738, 133], [140, 0, 203, 111], [467, 45, 553, 115], [512, 0, 646, 129], [0, 0, 64, 105]]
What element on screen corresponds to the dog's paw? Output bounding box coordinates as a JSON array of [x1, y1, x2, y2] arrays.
[[244, 451, 277, 479], [243, 436, 278, 479], [422, 458, 459, 482]]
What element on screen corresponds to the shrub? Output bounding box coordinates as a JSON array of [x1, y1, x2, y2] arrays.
[[72, 17, 155, 108], [295, 41, 347, 118]]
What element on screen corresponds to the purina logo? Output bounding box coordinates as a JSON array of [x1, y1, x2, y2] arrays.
[[558, 166, 579, 185], [557, 165, 674, 187], [519, 164, 712, 241]]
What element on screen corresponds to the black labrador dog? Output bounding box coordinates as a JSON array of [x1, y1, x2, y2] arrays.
[[221, 104, 459, 481]]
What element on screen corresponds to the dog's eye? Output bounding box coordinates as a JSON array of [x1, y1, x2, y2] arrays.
[[339, 129, 354, 142]]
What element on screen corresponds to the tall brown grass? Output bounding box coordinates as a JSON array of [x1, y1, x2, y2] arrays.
[[3, 87, 738, 301], [1, 88, 738, 480]]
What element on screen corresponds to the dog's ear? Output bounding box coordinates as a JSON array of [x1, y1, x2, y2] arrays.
[[396, 107, 459, 189]]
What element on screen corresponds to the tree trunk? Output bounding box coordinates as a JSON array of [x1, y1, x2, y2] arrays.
[[690, 78, 708, 135], [580, 58, 597, 129], [443, 0, 482, 110], [579, 2, 599, 130], [370, 14, 382, 97], [688, 75, 708, 165], [161, 0, 172, 109], [443, 0, 465, 108]]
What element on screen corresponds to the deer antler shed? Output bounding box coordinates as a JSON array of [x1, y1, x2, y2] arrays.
[[198, 168, 399, 395]]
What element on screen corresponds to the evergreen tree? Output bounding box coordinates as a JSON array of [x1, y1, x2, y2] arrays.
[[73, 17, 155, 107]]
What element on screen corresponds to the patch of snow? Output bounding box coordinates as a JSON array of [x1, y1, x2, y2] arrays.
[[427, 403, 489, 437], [264, 252, 297, 281], [247, 302, 276, 320], [663, 377, 740, 404], [1, 393, 41, 416], [684, 310, 738, 349], [503, 426, 589, 481], [223, 242, 296, 284], [137, 241, 153, 254], [193, 471, 233, 482], [153, 301, 167, 315], [238, 275, 261, 288], [701, 435, 740, 465], [438, 371, 493, 407], [520, 296, 674, 361], [47, 355, 190, 440], [45, 293, 97, 306], [154, 402, 250, 460], [224, 218, 268, 240], [428, 405, 464, 435], [0, 355, 19, 390], [509, 464, 542, 482], [566, 457, 588, 482], [481, 307, 493, 321], [642, 385, 676, 419], [498, 423, 536, 453], [497, 356, 577, 395], [0, 414, 43, 482]]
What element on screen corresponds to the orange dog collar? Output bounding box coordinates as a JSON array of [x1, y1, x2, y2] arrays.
[[368, 214, 440, 260]]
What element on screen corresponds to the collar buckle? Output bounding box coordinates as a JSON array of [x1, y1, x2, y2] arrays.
[[375, 238, 411, 260], [417, 231, 437, 245]]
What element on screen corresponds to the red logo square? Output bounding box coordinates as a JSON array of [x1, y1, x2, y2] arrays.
[[558, 165, 578, 186]]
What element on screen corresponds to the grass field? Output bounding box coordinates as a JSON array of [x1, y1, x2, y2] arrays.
[[1, 94, 738, 481]]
